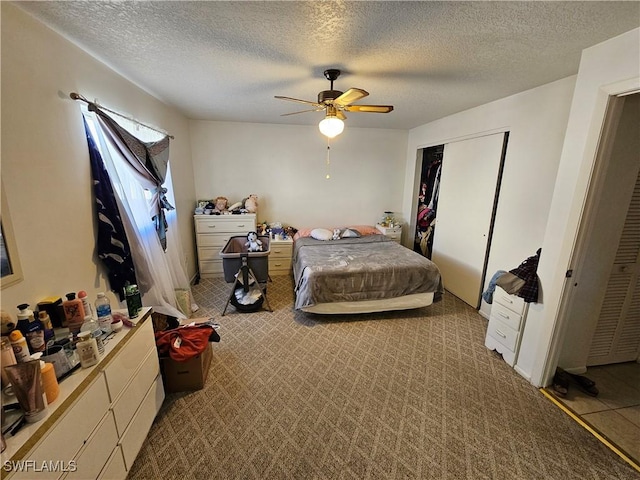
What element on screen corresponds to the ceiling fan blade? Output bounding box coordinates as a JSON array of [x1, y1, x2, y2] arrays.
[[275, 95, 321, 107], [344, 104, 394, 113], [280, 108, 324, 116], [334, 88, 369, 106]]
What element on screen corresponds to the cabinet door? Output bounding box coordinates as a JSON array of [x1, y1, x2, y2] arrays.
[[432, 133, 506, 308]]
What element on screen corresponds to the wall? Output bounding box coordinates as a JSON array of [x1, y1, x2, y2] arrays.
[[1, 4, 197, 314], [521, 28, 640, 386], [402, 76, 576, 325], [189, 120, 408, 230]]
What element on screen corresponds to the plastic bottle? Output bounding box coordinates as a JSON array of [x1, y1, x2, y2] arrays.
[[9, 330, 30, 362], [30, 353, 59, 404], [95, 293, 112, 334], [80, 315, 104, 356], [63, 293, 85, 335], [16, 304, 45, 353], [1, 337, 17, 387], [38, 310, 55, 344], [77, 290, 95, 320], [76, 331, 99, 368]]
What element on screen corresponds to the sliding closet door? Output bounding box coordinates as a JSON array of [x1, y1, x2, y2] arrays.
[[432, 133, 506, 307]]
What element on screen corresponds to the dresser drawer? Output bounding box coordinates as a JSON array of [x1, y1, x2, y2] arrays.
[[198, 246, 223, 261], [119, 376, 164, 470], [270, 245, 292, 258], [111, 347, 159, 436], [493, 286, 526, 315], [489, 302, 523, 331], [14, 378, 111, 479], [97, 446, 126, 480], [103, 319, 155, 402], [195, 216, 255, 234], [486, 317, 519, 352], [199, 259, 223, 274], [269, 258, 291, 276], [197, 233, 234, 248], [64, 412, 118, 480]]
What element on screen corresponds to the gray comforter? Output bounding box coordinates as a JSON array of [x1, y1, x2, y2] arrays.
[[293, 235, 443, 310]]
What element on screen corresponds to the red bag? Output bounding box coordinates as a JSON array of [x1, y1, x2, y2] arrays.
[[155, 325, 214, 362]]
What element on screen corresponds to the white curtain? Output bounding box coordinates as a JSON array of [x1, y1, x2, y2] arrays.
[[83, 110, 196, 318]]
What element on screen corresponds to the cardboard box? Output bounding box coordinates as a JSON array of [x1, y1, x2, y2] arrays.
[[160, 342, 212, 393]]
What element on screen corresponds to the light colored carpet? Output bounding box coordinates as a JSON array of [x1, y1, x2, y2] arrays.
[[127, 276, 639, 479]]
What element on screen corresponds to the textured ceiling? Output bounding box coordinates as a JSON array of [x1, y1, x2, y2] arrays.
[[15, 1, 640, 130]]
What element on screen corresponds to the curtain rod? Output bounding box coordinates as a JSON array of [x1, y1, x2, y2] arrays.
[[70, 92, 175, 139]]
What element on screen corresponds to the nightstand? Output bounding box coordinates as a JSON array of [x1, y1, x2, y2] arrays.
[[484, 286, 529, 366], [269, 237, 293, 276], [375, 224, 402, 243]]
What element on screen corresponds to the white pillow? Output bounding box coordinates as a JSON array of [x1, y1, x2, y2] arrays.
[[310, 228, 333, 241], [341, 228, 361, 238]]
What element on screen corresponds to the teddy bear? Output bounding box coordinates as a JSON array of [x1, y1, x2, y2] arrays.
[[245, 231, 263, 252], [213, 196, 229, 214], [1, 310, 16, 336], [243, 194, 258, 214]]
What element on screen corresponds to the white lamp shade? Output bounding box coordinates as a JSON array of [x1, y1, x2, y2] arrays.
[[319, 116, 344, 138]]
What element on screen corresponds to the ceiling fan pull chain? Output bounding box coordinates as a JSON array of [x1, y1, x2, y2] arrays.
[[326, 138, 331, 180]]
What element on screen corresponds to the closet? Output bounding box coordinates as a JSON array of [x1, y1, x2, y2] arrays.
[[429, 133, 508, 308], [588, 165, 640, 365]]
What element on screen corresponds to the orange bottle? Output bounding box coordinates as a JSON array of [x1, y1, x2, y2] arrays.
[[63, 293, 85, 335]]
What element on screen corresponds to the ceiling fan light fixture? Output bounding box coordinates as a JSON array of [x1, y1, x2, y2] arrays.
[[319, 115, 344, 138]]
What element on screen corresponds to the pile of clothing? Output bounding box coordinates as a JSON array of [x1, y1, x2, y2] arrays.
[[483, 248, 541, 304]]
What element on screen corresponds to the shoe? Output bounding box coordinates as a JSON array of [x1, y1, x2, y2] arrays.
[[552, 368, 570, 398], [568, 372, 599, 396]]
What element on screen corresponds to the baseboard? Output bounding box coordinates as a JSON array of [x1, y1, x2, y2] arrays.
[[514, 365, 532, 383]]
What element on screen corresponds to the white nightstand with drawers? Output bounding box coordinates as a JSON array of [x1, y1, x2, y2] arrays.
[[268, 237, 293, 276], [194, 214, 256, 279], [484, 286, 529, 366], [375, 223, 402, 243]]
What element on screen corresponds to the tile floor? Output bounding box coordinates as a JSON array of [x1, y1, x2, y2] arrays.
[[552, 361, 640, 466]]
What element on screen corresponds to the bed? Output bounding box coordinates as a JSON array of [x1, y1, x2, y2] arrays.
[[293, 228, 443, 314]]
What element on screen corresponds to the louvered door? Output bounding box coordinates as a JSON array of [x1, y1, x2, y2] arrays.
[[588, 169, 640, 365]]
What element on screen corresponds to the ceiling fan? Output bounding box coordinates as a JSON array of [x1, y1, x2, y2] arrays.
[[275, 69, 394, 138]]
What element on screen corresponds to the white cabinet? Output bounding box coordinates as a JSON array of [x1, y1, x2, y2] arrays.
[[268, 237, 293, 276], [375, 224, 402, 243], [484, 286, 529, 366], [4, 308, 162, 480], [194, 214, 256, 278]]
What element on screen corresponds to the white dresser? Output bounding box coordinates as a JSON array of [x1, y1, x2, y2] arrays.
[[194, 214, 256, 279], [3, 308, 162, 480], [484, 286, 529, 366], [268, 237, 293, 276], [375, 224, 402, 243]]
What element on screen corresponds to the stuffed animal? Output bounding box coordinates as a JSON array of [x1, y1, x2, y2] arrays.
[[243, 194, 259, 214], [213, 196, 229, 214], [332, 229, 341, 240], [1, 310, 16, 336], [245, 231, 263, 252]]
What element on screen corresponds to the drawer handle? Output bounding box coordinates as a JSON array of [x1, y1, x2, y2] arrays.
[[502, 297, 513, 304], [207, 225, 216, 229], [495, 329, 507, 338], [237, 224, 245, 228], [498, 312, 511, 320]]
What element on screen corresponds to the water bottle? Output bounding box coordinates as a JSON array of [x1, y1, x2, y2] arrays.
[[95, 293, 112, 334], [80, 315, 104, 356]]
